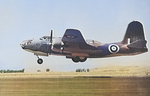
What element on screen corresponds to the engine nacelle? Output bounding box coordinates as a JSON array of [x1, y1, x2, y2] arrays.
[[51, 38, 64, 53]]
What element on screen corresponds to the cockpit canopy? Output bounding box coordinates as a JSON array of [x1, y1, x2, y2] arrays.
[[40, 36, 50, 40], [86, 40, 104, 47]]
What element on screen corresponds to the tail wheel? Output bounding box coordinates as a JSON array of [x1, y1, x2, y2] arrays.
[[37, 58, 43, 64]]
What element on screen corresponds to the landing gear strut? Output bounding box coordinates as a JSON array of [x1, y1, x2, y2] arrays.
[[36, 55, 43, 64]]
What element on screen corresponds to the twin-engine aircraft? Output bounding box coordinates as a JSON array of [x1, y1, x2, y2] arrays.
[[20, 21, 148, 64]]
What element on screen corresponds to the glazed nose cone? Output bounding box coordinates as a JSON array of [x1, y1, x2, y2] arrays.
[[20, 40, 28, 49]]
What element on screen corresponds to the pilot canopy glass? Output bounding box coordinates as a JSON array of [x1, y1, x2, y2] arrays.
[[86, 40, 103, 47], [40, 36, 50, 40]]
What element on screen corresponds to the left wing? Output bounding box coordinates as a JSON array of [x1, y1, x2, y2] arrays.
[[61, 29, 97, 57], [62, 29, 86, 44], [61, 29, 88, 56]]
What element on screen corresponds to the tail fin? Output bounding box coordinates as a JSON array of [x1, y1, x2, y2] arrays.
[[122, 21, 146, 44], [122, 21, 148, 53], [122, 21, 148, 49]]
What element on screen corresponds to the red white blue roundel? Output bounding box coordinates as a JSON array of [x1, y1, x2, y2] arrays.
[[108, 44, 119, 53]]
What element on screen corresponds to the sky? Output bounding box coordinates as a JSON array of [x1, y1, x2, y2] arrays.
[[0, 0, 150, 72]]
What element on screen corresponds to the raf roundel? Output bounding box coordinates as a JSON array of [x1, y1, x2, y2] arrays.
[[108, 44, 120, 53]]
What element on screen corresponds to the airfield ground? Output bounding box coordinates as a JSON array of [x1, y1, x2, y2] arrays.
[[0, 66, 150, 96]]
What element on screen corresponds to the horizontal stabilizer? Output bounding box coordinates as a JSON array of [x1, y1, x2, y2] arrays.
[[127, 39, 147, 49]]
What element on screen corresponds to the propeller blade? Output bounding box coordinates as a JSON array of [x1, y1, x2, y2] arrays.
[[50, 30, 53, 43], [49, 30, 53, 54]]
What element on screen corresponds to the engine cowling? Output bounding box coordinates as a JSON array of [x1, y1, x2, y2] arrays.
[[51, 38, 64, 53]]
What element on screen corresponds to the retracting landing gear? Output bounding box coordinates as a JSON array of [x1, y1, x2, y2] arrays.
[[72, 57, 87, 63], [36, 55, 43, 64]]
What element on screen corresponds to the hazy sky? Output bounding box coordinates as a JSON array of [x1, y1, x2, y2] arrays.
[[0, 0, 150, 72]]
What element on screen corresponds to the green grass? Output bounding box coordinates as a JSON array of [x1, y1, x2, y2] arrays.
[[0, 77, 150, 96]]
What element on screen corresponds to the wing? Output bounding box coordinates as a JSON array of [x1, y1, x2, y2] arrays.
[[62, 29, 86, 44], [61, 29, 88, 56], [61, 29, 98, 57]]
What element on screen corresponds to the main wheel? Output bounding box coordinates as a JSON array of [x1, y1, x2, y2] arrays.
[[72, 57, 80, 63], [37, 58, 43, 64], [79, 57, 87, 62]]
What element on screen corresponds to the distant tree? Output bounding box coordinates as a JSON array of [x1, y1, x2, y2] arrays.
[[37, 70, 41, 72], [4, 70, 6, 73], [46, 68, 50, 72], [0, 70, 4, 73], [76, 68, 90, 72], [79, 69, 81, 72], [23, 69, 25, 72], [76, 69, 81, 72], [76, 69, 78, 72], [82, 68, 86, 72], [87, 69, 90, 72], [6, 70, 9, 73], [0, 69, 25, 73]]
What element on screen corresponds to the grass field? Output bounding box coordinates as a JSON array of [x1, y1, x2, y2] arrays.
[[0, 76, 150, 96]]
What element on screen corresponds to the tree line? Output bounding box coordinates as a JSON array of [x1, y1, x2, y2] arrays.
[[0, 69, 25, 73], [76, 68, 90, 72]]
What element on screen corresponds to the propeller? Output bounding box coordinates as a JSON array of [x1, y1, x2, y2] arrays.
[[49, 30, 53, 54], [49, 30, 64, 53], [50, 30, 53, 44]]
